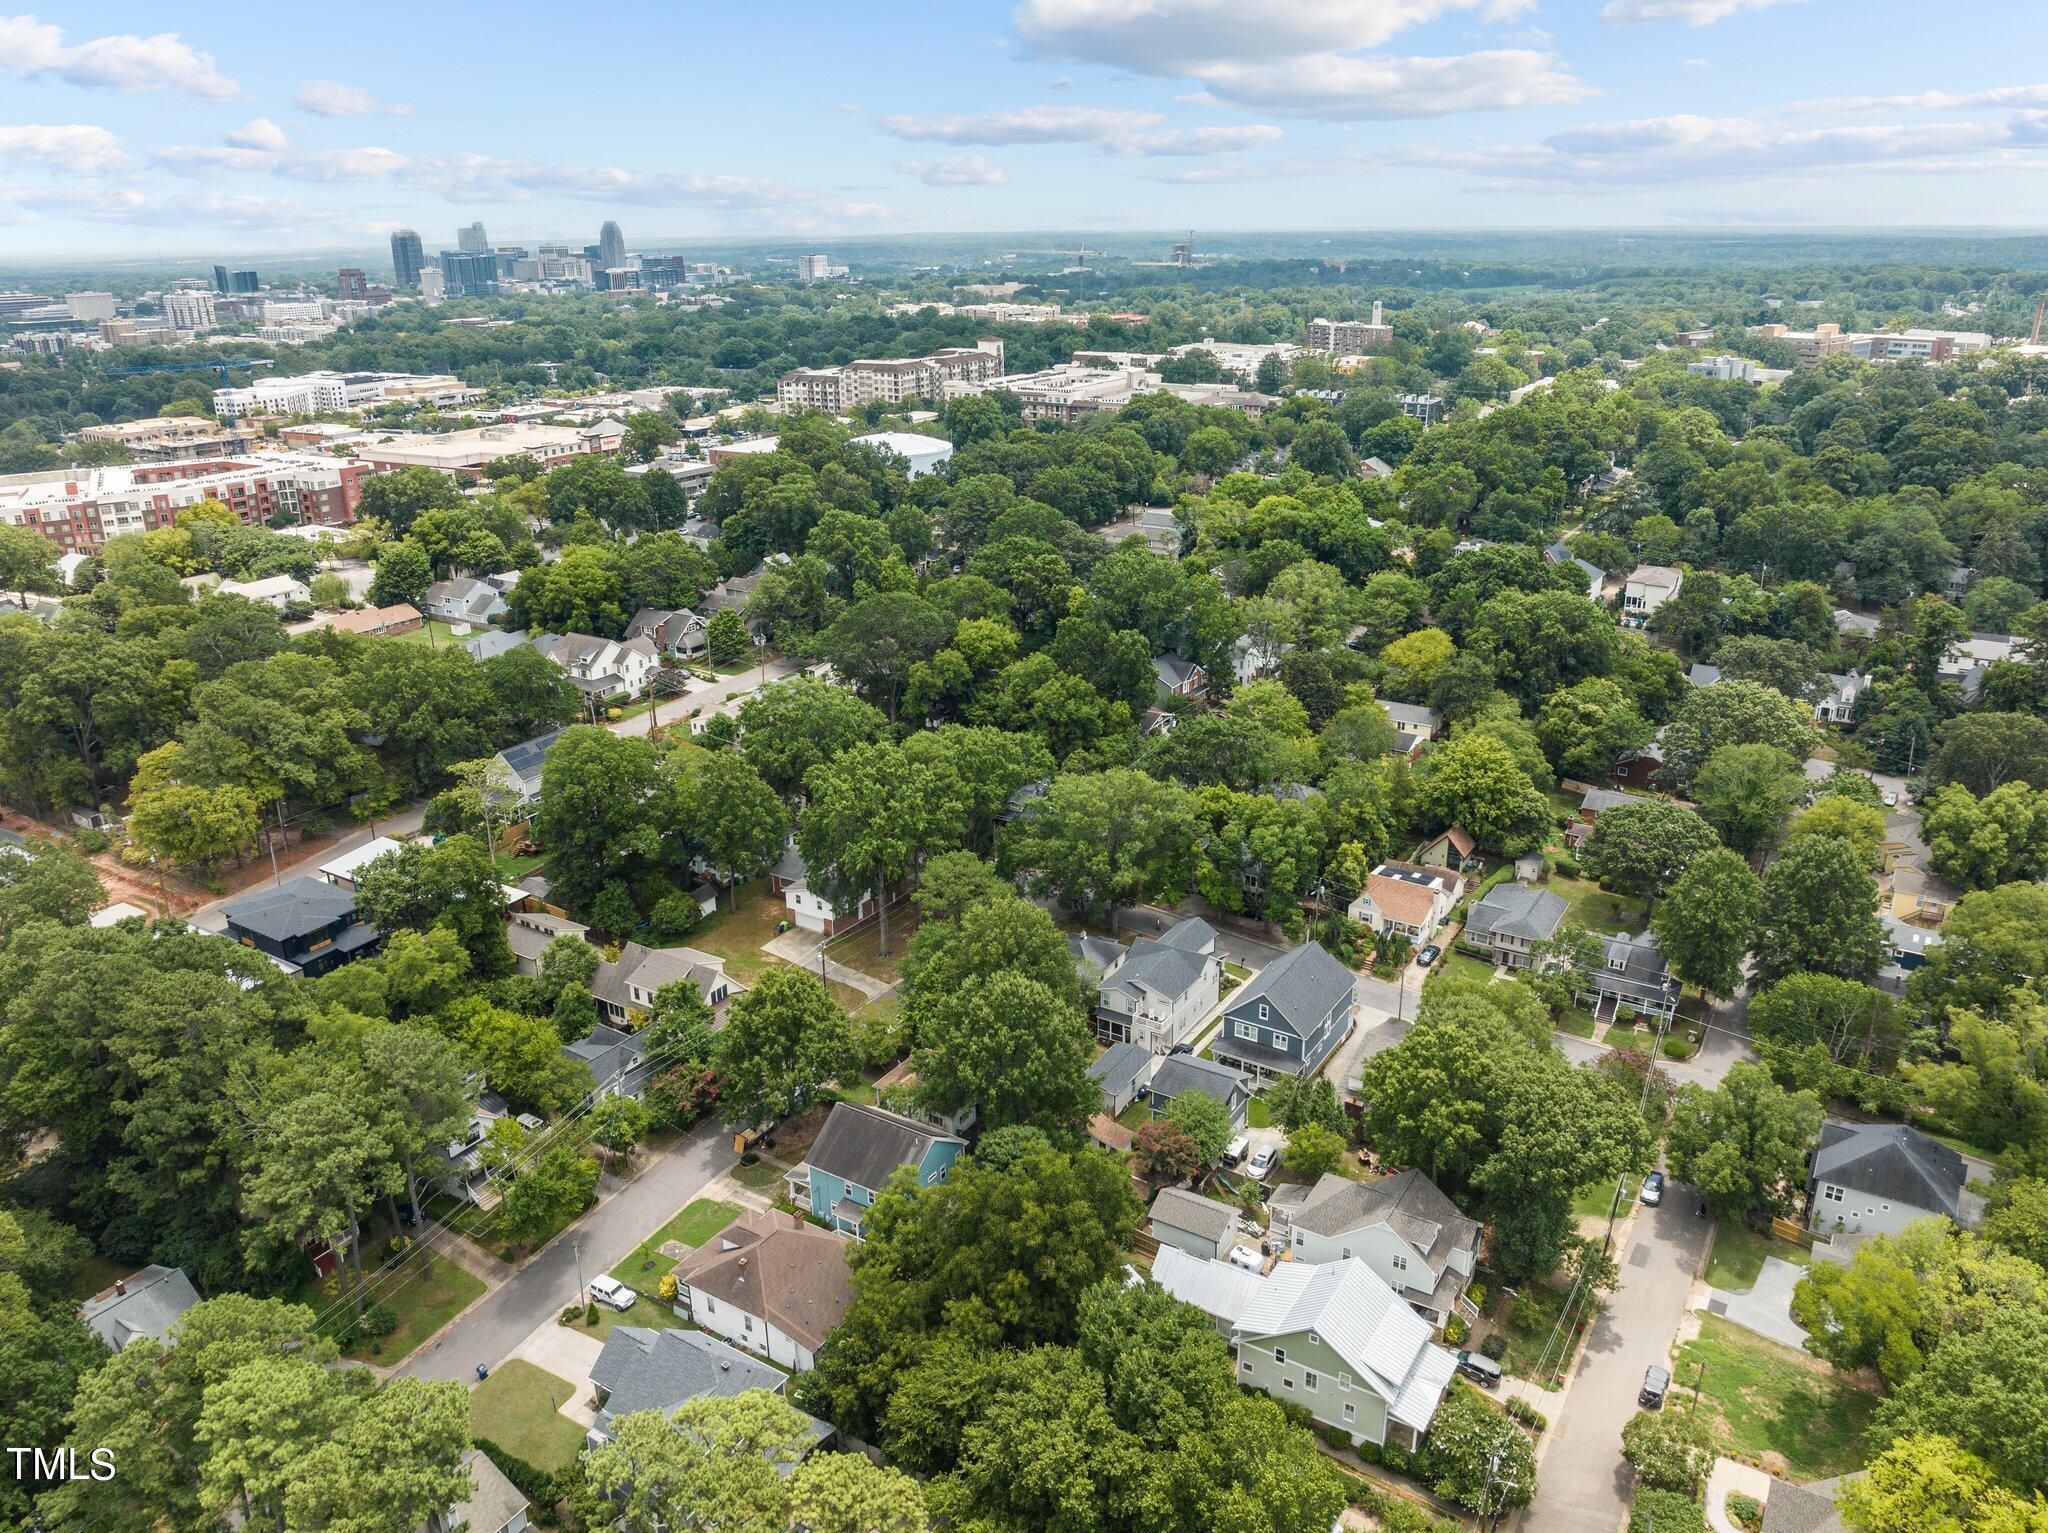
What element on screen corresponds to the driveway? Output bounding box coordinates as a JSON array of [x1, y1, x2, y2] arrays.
[[616, 658, 801, 738], [509, 1323, 607, 1422], [762, 928, 890, 999], [1704, 1257, 1810, 1352], [1521, 1184, 1715, 1533], [401, 1120, 736, 1382]]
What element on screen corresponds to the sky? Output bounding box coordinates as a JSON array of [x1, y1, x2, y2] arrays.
[[4, 0, 2048, 260]]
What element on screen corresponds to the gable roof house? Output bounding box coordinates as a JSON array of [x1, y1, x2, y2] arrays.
[[785, 1103, 965, 1237], [462, 627, 527, 662], [770, 841, 876, 936], [1149, 1185, 1241, 1262], [504, 910, 592, 977], [1211, 941, 1356, 1083], [1814, 671, 1870, 727], [1087, 1041, 1155, 1117], [624, 606, 709, 658], [590, 942, 738, 1028], [221, 875, 381, 978], [561, 1023, 649, 1101], [1378, 699, 1443, 760], [1809, 1121, 1969, 1237], [420, 575, 507, 627], [1460, 882, 1568, 971], [1269, 1169, 1483, 1329], [1347, 863, 1462, 946], [1414, 826, 1479, 873], [1543, 540, 1605, 599], [1092, 916, 1222, 1052], [1152, 1251, 1458, 1450], [1148, 1053, 1254, 1132], [443, 1448, 530, 1533], [1152, 653, 1207, 702], [1069, 930, 1125, 985], [1622, 564, 1684, 625], [80, 1264, 200, 1350], [492, 726, 568, 808], [668, 1210, 854, 1372], [531, 631, 661, 698], [1575, 930, 1681, 1022], [586, 1325, 818, 1448]]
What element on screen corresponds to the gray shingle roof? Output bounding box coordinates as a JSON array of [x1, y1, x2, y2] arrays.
[[1102, 937, 1210, 1008], [1150, 1054, 1249, 1110], [1812, 1122, 1964, 1219], [1288, 1169, 1481, 1278], [1150, 1186, 1237, 1243], [1583, 931, 1678, 1008], [79, 1264, 199, 1350], [1226, 941, 1355, 1036], [590, 942, 730, 1011], [1156, 916, 1216, 952], [562, 1024, 645, 1091], [221, 876, 360, 943], [590, 1325, 784, 1427], [1464, 883, 1568, 944], [1069, 932, 1124, 979], [1087, 1041, 1153, 1095], [803, 1103, 961, 1197]]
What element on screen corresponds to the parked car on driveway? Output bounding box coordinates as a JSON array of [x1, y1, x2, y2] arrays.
[[1455, 1350, 1502, 1388], [1640, 1171, 1665, 1206], [1247, 1144, 1279, 1180], [1416, 945, 1441, 968], [589, 1275, 638, 1312], [1639, 1364, 1671, 1408]]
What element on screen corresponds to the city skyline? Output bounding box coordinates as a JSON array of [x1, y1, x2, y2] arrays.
[[4, 1, 2048, 256]]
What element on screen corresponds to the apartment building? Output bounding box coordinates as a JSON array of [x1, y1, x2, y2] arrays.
[[211, 370, 478, 421], [163, 290, 217, 333], [775, 341, 1004, 412], [352, 418, 623, 480], [0, 455, 367, 552], [76, 416, 254, 463], [1396, 393, 1445, 427], [1751, 322, 1855, 365], [1305, 303, 1393, 354]]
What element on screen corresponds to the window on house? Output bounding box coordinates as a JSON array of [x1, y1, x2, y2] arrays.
[[1235, 1020, 1257, 1041], [1282, 1378, 1294, 1391], [1339, 1373, 1352, 1390], [1392, 1255, 1407, 1271], [1341, 1248, 1351, 1259], [1304, 1371, 1318, 1390], [1343, 1403, 1356, 1423], [1823, 1185, 1843, 1203], [703, 1297, 715, 1313], [1273, 1348, 1286, 1365], [1258, 1003, 1269, 1021]]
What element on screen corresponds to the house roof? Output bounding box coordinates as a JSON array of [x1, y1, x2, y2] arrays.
[[318, 836, 405, 884], [1088, 1041, 1153, 1095], [1226, 942, 1355, 1035], [1150, 1054, 1249, 1109], [446, 1449, 529, 1533], [1465, 883, 1568, 944], [1236, 1258, 1459, 1431], [495, 726, 567, 792], [1760, 1481, 1846, 1533], [80, 1264, 199, 1350], [1628, 564, 1684, 591], [1581, 787, 1651, 816], [1102, 935, 1212, 1009], [1089, 1113, 1135, 1152], [221, 876, 361, 943], [1812, 1122, 1964, 1218], [1379, 700, 1441, 735], [1687, 663, 1723, 687], [1287, 1169, 1482, 1281], [1360, 871, 1442, 929], [1150, 1245, 1265, 1326], [1150, 1185, 1239, 1243], [1156, 916, 1217, 952], [1585, 931, 1678, 1007], [562, 1023, 644, 1087], [423, 576, 502, 619], [463, 628, 527, 661], [591, 1325, 786, 1425], [1069, 932, 1125, 979], [668, 1210, 854, 1353], [590, 942, 731, 1011], [1428, 827, 1476, 857], [803, 1102, 962, 1197], [1152, 654, 1202, 689]]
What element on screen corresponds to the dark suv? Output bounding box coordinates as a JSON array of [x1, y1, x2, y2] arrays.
[[1639, 1365, 1671, 1408]]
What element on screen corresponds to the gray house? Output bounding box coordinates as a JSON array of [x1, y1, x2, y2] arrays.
[[1460, 882, 1568, 970], [1088, 1041, 1153, 1117], [492, 726, 568, 809], [80, 1264, 200, 1350], [561, 1023, 649, 1101], [1270, 1170, 1482, 1329], [625, 606, 709, 659], [421, 575, 508, 627], [1148, 1054, 1252, 1132], [1149, 1186, 1239, 1261], [586, 1325, 803, 1446], [1809, 1122, 1968, 1237], [1575, 931, 1680, 1022], [1211, 941, 1356, 1083], [1093, 916, 1222, 1051]]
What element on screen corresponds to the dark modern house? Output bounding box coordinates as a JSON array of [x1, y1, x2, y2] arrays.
[[220, 876, 380, 978]]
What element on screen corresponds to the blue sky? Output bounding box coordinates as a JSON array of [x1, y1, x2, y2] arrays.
[[4, 0, 2048, 258]]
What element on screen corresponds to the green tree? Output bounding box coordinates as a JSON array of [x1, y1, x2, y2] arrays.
[[1924, 782, 2048, 890], [1930, 712, 2048, 797], [912, 972, 1098, 1137], [1001, 769, 1201, 928], [1416, 731, 1552, 854], [1660, 678, 1814, 786], [1666, 1063, 1824, 1222], [1984, 1177, 2048, 1270], [501, 1143, 599, 1250], [1621, 1407, 1716, 1495], [586, 1094, 652, 1162], [1286, 1122, 1347, 1178], [786, 1452, 929, 1533], [1787, 793, 1890, 865], [1869, 1306, 2048, 1493], [1581, 799, 1721, 899], [367, 538, 432, 607], [706, 607, 751, 665], [1754, 835, 1886, 984], [1652, 847, 1762, 996], [127, 778, 262, 868], [800, 740, 965, 955], [716, 966, 856, 1128], [532, 726, 661, 916], [1536, 677, 1655, 781], [0, 838, 103, 935], [583, 1391, 816, 1532], [357, 1023, 476, 1225], [1837, 1432, 2048, 1533], [1693, 743, 1805, 856], [1424, 1384, 1536, 1513], [356, 465, 463, 533], [671, 749, 787, 881], [736, 675, 889, 799], [1746, 973, 1905, 1067], [351, 832, 512, 974]]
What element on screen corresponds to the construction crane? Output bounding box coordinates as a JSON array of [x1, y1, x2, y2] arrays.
[[101, 356, 272, 384]]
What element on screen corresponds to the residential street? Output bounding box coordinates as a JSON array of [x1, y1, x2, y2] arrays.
[[1519, 1183, 1715, 1533], [610, 657, 801, 738], [401, 1120, 737, 1383], [183, 801, 431, 931]]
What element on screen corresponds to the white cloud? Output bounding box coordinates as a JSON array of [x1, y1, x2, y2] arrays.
[[898, 154, 1008, 186], [1110, 123, 1284, 154], [0, 13, 239, 97], [223, 117, 287, 151], [1791, 83, 2048, 114], [1012, 0, 1533, 71], [1197, 50, 1592, 119], [878, 104, 1162, 145], [1682, 56, 1712, 69], [0, 122, 126, 174], [156, 143, 412, 182], [295, 79, 411, 118], [1600, 0, 1803, 23]]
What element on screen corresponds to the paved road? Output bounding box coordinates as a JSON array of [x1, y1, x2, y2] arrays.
[[611, 658, 801, 738], [402, 1121, 737, 1383], [1521, 1182, 1715, 1533], [184, 801, 431, 931], [1112, 901, 1290, 969]]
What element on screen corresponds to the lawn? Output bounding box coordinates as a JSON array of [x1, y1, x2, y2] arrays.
[[1494, 1277, 1590, 1389], [389, 619, 476, 650], [686, 878, 788, 987], [1116, 1098, 1152, 1132], [1547, 874, 1651, 934], [1573, 1179, 1624, 1219], [611, 1198, 742, 1294], [1430, 951, 1498, 987], [347, 1251, 484, 1363], [1704, 1222, 1814, 1293], [731, 1156, 789, 1194], [562, 1292, 672, 1341], [470, 1360, 587, 1472], [1675, 1315, 1878, 1479], [822, 900, 921, 985], [494, 849, 548, 883], [1247, 1093, 1275, 1129], [1554, 1008, 1599, 1039]]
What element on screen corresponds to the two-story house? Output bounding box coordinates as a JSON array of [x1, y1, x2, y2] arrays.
[[1151, 1248, 1458, 1451], [770, 842, 878, 936], [1575, 930, 1681, 1023], [1269, 1169, 1483, 1330], [1809, 1121, 1969, 1237], [785, 1103, 965, 1237], [492, 726, 569, 810], [220, 875, 381, 978], [1210, 941, 1356, 1083], [1622, 564, 1684, 626], [1814, 671, 1870, 727], [420, 575, 507, 628], [623, 606, 710, 659], [1347, 863, 1463, 947], [1093, 916, 1223, 1051], [667, 1210, 854, 1372], [1152, 654, 1207, 703], [436, 1088, 544, 1208], [561, 1023, 649, 1101], [1148, 1054, 1254, 1133], [1460, 882, 1568, 971], [589, 942, 739, 1027], [531, 631, 661, 699]]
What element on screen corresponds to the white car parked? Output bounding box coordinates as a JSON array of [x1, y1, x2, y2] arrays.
[[589, 1275, 638, 1311]]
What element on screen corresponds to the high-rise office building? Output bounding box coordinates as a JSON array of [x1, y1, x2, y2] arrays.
[[212, 264, 231, 295], [457, 222, 488, 254], [335, 268, 368, 301], [230, 270, 260, 294], [389, 230, 425, 291], [599, 221, 625, 271], [439, 250, 499, 299]]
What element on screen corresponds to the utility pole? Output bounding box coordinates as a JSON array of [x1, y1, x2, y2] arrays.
[[573, 1239, 586, 1310]]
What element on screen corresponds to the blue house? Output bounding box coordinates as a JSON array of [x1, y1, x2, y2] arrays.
[[1210, 940, 1357, 1083], [786, 1103, 965, 1237]]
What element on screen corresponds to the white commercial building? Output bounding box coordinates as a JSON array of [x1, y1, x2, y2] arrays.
[[211, 371, 479, 421], [848, 431, 953, 479]]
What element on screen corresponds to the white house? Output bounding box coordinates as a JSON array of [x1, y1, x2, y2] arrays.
[[420, 575, 508, 627], [1622, 565, 1683, 625], [1809, 1122, 1969, 1237], [216, 574, 310, 610], [1232, 633, 1288, 687], [770, 841, 875, 935], [1814, 671, 1870, 727], [1346, 862, 1462, 946], [667, 1209, 854, 1372], [1269, 1169, 1483, 1329], [530, 632, 661, 697], [1092, 916, 1223, 1051]]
